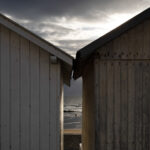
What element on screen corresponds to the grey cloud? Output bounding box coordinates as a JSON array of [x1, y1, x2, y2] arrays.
[[21, 21, 73, 35], [55, 40, 92, 55], [0, 0, 147, 22]]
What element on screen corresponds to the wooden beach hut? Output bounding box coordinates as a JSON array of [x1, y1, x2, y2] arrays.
[[73, 8, 150, 150], [0, 14, 73, 150]]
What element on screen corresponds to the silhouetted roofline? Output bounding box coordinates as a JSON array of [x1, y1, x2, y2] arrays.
[[73, 8, 150, 79]]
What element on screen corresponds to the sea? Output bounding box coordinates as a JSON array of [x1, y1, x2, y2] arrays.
[[64, 79, 82, 129], [64, 104, 82, 129]]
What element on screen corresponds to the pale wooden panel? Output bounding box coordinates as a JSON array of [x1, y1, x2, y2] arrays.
[[142, 61, 150, 150], [39, 50, 50, 150], [49, 60, 61, 150], [135, 62, 143, 150], [30, 43, 40, 150], [20, 37, 30, 150], [128, 62, 135, 150], [0, 25, 10, 150], [99, 61, 107, 150], [114, 61, 121, 150], [120, 62, 128, 150], [107, 61, 114, 150], [10, 31, 20, 150]]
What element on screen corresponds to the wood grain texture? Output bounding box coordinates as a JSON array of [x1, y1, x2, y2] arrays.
[[10, 31, 20, 150], [107, 62, 114, 150], [82, 61, 95, 150], [128, 62, 135, 150], [0, 25, 64, 150], [87, 60, 150, 150], [30, 43, 40, 150], [120, 62, 128, 150], [142, 61, 150, 150], [39, 50, 50, 150], [143, 20, 150, 58], [0, 25, 10, 150], [97, 20, 149, 60], [49, 60, 62, 150], [114, 61, 121, 150], [135, 62, 143, 150], [83, 17, 150, 150], [20, 37, 30, 150], [96, 62, 107, 150]]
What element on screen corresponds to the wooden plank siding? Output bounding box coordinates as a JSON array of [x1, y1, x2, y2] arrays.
[[0, 25, 10, 150], [81, 19, 150, 150], [91, 60, 150, 150], [0, 25, 63, 150], [82, 61, 95, 150], [97, 19, 150, 60], [79, 11, 150, 150]]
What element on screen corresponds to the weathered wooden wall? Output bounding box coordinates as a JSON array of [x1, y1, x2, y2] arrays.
[[97, 19, 150, 60], [82, 19, 150, 150], [94, 60, 150, 150], [0, 25, 63, 150], [82, 62, 95, 150]]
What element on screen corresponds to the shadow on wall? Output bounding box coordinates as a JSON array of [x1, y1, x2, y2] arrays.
[[64, 133, 81, 150]]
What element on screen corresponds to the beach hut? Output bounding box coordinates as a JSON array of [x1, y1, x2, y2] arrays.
[[73, 8, 150, 150], [0, 14, 73, 150]]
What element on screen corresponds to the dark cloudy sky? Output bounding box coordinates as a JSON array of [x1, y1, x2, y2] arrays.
[[0, 0, 150, 104]]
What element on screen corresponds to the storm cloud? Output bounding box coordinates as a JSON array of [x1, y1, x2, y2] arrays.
[[1, 0, 149, 56], [0, 0, 149, 21], [0, 0, 150, 104]]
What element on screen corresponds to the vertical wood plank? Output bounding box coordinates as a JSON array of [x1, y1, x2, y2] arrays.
[[20, 37, 30, 150], [120, 61, 128, 150], [60, 76, 63, 150], [0, 25, 10, 150], [30, 43, 40, 150], [107, 61, 114, 150], [113, 37, 121, 59], [142, 61, 150, 150], [128, 62, 135, 150], [128, 28, 135, 60], [133, 25, 144, 59], [99, 61, 107, 150], [39, 50, 50, 150], [143, 20, 150, 58], [135, 62, 143, 150], [114, 61, 121, 150], [94, 58, 99, 150], [49, 60, 61, 150], [119, 33, 129, 59], [82, 62, 95, 150], [10, 31, 20, 150]]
